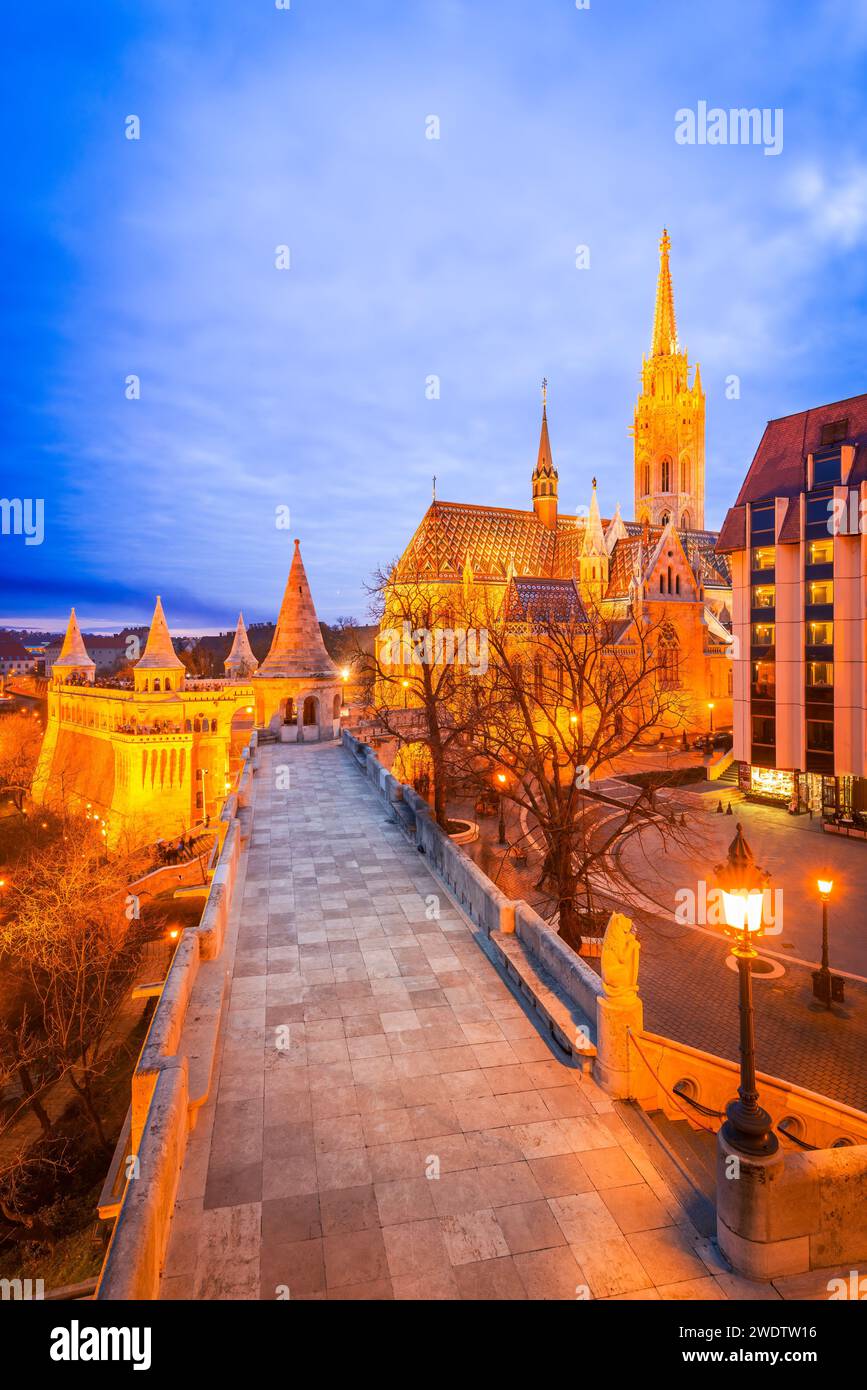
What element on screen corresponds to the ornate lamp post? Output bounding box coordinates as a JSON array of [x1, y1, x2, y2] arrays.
[[715, 823, 778, 1156], [812, 875, 842, 1008], [496, 772, 507, 846], [708, 701, 715, 734]]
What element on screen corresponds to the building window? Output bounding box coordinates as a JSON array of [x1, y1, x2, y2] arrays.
[[751, 546, 775, 571], [751, 622, 775, 646], [807, 538, 833, 565], [806, 660, 833, 689], [752, 585, 775, 608], [680, 511, 690, 529], [807, 620, 833, 646], [660, 510, 671, 525], [661, 458, 671, 492], [642, 463, 650, 495], [806, 579, 833, 606], [806, 720, 834, 753], [751, 661, 775, 698], [820, 418, 848, 446], [680, 459, 690, 492], [752, 715, 775, 746], [659, 644, 680, 689]]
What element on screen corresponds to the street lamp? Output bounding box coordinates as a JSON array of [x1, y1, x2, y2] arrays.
[[715, 823, 778, 1156], [496, 772, 507, 846], [401, 678, 409, 709], [813, 875, 842, 1008], [708, 701, 715, 734]]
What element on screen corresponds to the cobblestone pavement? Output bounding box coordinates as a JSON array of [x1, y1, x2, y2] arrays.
[[158, 742, 813, 1302], [465, 784, 867, 1114]]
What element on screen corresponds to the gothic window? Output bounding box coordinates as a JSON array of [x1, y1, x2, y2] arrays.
[[661, 457, 671, 492], [660, 642, 680, 689], [642, 463, 650, 496], [681, 511, 690, 529], [680, 458, 690, 492], [661, 510, 671, 526], [675, 574, 681, 595]]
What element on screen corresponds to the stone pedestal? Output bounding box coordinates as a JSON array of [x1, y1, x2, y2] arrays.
[[595, 995, 645, 1100], [715, 1130, 810, 1279]]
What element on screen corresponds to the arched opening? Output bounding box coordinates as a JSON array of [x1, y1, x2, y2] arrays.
[[154, 678, 161, 692], [661, 510, 671, 526], [681, 511, 690, 529], [202, 717, 210, 732], [303, 696, 318, 726], [283, 698, 295, 724], [184, 719, 192, 732], [333, 692, 342, 718]]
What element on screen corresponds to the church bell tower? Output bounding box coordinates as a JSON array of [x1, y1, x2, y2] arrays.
[[632, 230, 705, 531]]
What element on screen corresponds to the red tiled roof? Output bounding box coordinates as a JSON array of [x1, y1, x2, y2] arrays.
[[505, 577, 586, 623]]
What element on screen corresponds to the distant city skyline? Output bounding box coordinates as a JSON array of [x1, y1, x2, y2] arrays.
[[3, 0, 867, 627]]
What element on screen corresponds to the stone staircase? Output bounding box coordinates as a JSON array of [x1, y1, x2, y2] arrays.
[[618, 1103, 718, 1238]]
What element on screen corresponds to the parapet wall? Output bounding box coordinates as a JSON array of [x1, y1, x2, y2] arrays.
[[96, 735, 258, 1301]]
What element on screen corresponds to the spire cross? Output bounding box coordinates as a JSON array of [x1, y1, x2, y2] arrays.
[[432, 474, 437, 501], [542, 377, 548, 410]]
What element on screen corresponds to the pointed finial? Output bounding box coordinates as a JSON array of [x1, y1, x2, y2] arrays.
[[542, 377, 547, 413], [432, 474, 437, 501], [592, 476, 597, 490]]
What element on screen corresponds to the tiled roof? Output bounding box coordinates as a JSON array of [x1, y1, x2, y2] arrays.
[[505, 577, 586, 624], [399, 501, 728, 591]]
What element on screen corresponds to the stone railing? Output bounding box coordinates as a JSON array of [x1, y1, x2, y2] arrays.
[[344, 731, 867, 1284], [95, 734, 258, 1301]]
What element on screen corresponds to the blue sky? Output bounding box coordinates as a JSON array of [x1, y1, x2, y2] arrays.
[[2, 0, 866, 631]]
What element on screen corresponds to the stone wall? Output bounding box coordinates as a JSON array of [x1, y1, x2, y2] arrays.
[[96, 734, 258, 1301]]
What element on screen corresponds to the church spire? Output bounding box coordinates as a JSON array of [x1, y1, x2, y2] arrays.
[[532, 378, 558, 528], [134, 596, 185, 692], [651, 228, 678, 357]]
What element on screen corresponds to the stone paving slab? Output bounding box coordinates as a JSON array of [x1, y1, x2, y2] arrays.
[[158, 742, 827, 1301]]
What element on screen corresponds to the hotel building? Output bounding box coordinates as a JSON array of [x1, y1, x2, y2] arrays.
[[717, 393, 867, 816]]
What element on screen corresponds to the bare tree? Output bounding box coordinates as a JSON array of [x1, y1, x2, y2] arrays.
[[0, 823, 148, 1150], [0, 710, 44, 811], [466, 591, 700, 948], [356, 562, 484, 828]]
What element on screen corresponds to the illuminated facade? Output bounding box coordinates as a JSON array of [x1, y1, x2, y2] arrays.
[[388, 233, 732, 734], [718, 394, 867, 815], [32, 540, 341, 845]]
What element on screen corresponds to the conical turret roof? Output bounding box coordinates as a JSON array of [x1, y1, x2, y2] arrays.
[[135, 596, 185, 670], [256, 540, 339, 680], [225, 612, 258, 674], [581, 479, 607, 557], [53, 608, 96, 672]]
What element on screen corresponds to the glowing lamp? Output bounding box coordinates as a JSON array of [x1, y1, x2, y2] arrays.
[[714, 823, 769, 942], [245, 706, 253, 714], [342, 667, 350, 681], [168, 927, 180, 941], [496, 773, 507, 785], [570, 713, 578, 725], [817, 876, 833, 900]]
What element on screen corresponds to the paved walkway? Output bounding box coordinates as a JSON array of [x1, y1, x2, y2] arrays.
[[158, 741, 772, 1301]]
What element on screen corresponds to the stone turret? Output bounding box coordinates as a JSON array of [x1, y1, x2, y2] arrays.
[[224, 612, 258, 679], [52, 608, 96, 683], [253, 540, 341, 740], [134, 596, 186, 693]]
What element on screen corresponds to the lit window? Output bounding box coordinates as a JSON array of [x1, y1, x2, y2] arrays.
[[752, 585, 775, 609], [807, 621, 833, 646], [751, 623, 775, 646], [751, 546, 775, 571], [807, 579, 833, 606], [806, 661, 833, 688], [808, 539, 833, 565]]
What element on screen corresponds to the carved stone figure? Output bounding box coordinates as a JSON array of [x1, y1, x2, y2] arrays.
[[601, 912, 640, 1001]]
